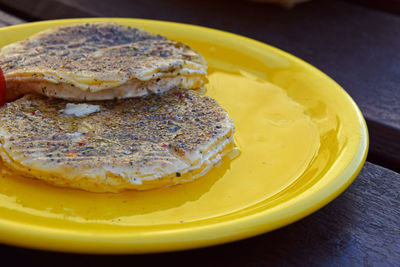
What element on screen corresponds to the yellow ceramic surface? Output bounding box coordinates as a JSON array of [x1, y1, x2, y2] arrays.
[[0, 18, 368, 254]]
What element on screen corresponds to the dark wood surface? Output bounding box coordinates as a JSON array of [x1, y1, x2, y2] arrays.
[[0, 1, 399, 265], [346, 0, 400, 15], [0, 9, 23, 27]]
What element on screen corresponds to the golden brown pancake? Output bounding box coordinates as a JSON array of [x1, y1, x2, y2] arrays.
[[0, 23, 207, 101], [0, 88, 235, 192]]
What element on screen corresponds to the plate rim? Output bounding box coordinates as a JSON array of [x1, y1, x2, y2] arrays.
[[0, 17, 369, 254]]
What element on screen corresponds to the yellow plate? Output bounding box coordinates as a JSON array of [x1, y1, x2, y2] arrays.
[[0, 18, 368, 254]]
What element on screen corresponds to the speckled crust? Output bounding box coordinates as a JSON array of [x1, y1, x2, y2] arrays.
[[0, 23, 207, 100], [0, 88, 235, 192]]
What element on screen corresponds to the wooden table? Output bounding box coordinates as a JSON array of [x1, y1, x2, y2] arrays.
[[0, 0, 399, 265]]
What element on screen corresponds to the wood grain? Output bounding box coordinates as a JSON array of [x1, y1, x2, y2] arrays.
[[367, 120, 400, 173], [0, 9, 24, 27], [0, 0, 399, 170], [0, 162, 398, 265]]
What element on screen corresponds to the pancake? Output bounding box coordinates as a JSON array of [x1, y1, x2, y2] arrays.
[[0, 88, 235, 192], [0, 23, 207, 101]]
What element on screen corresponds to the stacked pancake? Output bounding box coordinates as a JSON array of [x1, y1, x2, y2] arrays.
[[0, 23, 235, 192], [1, 23, 207, 101]]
